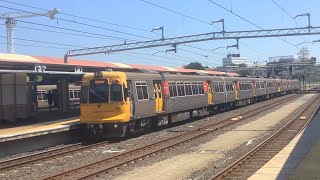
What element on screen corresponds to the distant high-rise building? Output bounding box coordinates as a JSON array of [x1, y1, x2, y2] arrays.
[[222, 53, 249, 67]]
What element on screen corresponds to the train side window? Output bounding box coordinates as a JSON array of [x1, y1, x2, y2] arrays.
[[192, 82, 198, 95], [136, 81, 149, 100], [219, 82, 224, 92], [226, 82, 234, 92], [169, 81, 178, 97], [198, 81, 204, 94], [184, 82, 192, 95], [240, 83, 243, 90], [37, 90, 46, 101], [69, 90, 74, 99], [75, 90, 81, 98], [255, 82, 260, 89], [213, 82, 217, 92], [231, 82, 234, 91], [110, 84, 123, 102], [177, 82, 186, 96]]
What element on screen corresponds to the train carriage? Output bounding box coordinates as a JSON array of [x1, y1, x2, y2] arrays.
[[79, 71, 300, 138]]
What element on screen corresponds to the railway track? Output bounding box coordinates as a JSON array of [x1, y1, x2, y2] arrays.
[[45, 94, 302, 180], [0, 141, 111, 172], [211, 94, 320, 180]]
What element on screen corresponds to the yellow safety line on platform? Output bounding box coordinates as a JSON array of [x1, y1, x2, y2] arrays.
[[0, 119, 80, 136]]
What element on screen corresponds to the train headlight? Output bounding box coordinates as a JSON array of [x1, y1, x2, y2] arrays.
[[114, 124, 118, 128]]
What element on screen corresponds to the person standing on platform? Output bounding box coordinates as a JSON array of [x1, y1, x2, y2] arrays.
[[46, 90, 54, 112]]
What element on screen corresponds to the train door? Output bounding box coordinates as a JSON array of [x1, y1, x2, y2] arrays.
[[264, 81, 267, 94], [252, 81, 256, 96], [207, 80, 213, 104], [127, 81, 135, 117], [235, 81, 239, 100], [153, 81, 164, 113]]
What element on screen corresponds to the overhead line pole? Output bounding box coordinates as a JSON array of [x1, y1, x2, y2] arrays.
[[64, 26, 320, 63]]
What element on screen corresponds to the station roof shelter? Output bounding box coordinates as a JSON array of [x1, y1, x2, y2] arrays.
[[0, 53, 239, 122], [0, 53, 239, 82]]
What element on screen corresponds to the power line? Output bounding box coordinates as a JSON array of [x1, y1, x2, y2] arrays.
[[0, 0, 156, 34], [121, 52, 182, 66], [0, 35, 88, 48], [184, 45, 226, 56], [0, 42, 69, 50], [137, 0, 220, 31], [136, 0, 270, 62], [16, 23, 217, 65], [16, 20, 131, 41], [240, 42, 269, 58], [15, 25, 126, 41], [271, 0, 308, 48], [208, 0, 299, 50], [0, 5, 152, 40], [0, 2, 222, 65]]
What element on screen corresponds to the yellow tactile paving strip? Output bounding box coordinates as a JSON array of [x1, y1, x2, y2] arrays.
[[0, 118, 79, 136]]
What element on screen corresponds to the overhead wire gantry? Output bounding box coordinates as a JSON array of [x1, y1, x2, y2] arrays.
[[64, 25, 320, 63]]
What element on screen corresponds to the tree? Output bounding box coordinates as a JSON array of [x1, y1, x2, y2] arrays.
[[297, 47, 310, 61], [239, 69, 250, 76], [238, 63, 247, 68], [183, 61, 206, 70]]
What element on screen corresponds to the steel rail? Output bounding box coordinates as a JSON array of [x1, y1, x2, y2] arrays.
[[0, 141, 111, 172], [211, 94, 320, 180], [45, 94, 301, 180]]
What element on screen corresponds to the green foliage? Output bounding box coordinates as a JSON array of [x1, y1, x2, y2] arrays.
[[239, 69, 250, 76], [183, 61, 206, 70], [238, 63, 247, 68]]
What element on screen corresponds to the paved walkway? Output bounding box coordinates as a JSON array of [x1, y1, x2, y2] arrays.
[[249, 110, 320, 180]]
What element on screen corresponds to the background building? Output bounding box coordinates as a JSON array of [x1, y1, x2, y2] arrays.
[[222, 53, 249, 67]]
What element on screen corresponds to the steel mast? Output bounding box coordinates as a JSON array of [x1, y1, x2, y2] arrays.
[[0, 8, 59, 54]]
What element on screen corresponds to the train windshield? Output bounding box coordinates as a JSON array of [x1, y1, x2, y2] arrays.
[[89, 79, 109, 103], [110, 84, 123, 102], [80, 86, 88, 103]]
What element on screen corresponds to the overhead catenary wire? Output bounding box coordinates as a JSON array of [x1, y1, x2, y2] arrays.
[[208, 0, 299, 50], [137, 0, 220, 31], [0, 5, 152, 40], [137, 0, 271, 60], [0, 42, 69, 50], [15, 25, 128, 41], [0, 3, 222, 66], [121, 52, 182, 66], [0, 0, 156, 34], [271, 0, 308, 49], [0, 35, 88, 48], [8, 19, 134, 42]]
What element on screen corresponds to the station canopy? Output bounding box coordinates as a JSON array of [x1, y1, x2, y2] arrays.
[[0, 53, 239, 77]]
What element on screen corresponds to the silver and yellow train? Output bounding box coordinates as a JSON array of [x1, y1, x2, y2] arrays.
[[79, 71, 300, 138]]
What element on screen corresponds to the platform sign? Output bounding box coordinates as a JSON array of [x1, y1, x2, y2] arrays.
[[75, 67, 83, 73], [35, 75, 43, 82], [35, 65, 46, 73]]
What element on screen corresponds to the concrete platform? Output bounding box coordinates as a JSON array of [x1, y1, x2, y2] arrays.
[[0, 117, 80, 158], [248, 111, 320, 180], [0, 117, 80, 142]]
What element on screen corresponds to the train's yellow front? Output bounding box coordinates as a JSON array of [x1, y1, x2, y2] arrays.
[[80, 71, 130, 138]]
